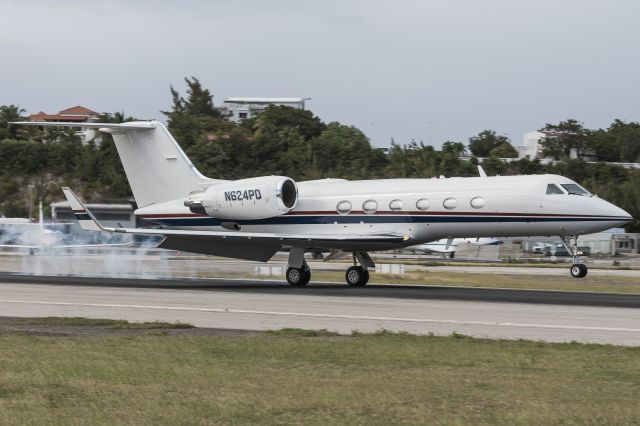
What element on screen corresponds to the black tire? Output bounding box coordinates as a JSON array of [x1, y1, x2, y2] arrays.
[[578, 264, 588, 278], [361, 268, 370, 285], [345, 266, 368, 287], [570, 264, 585, 279], [287, 265, 310, 286]]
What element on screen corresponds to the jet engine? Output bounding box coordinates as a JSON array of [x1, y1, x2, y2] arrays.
[[184, 176, 298, 220]]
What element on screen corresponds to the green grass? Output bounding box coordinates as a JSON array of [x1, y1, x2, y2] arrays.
[[0, 330, 638, 425], [16, 317, 194, 329]]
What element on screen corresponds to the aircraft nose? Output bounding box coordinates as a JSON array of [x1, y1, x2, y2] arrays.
[[601, 199, 632, 225]]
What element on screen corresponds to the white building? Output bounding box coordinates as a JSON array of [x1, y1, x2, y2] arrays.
[[517, 130, 545, 159], [218, 98, 309, 122]]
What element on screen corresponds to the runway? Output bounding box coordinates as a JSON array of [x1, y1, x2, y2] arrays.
[[1, 273, 639, 346]]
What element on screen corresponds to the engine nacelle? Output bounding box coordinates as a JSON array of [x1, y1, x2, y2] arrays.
[[185, 176, 298, 220]]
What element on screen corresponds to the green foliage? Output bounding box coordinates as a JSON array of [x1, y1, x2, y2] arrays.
[[468, 130, 513, 157], [540, 119, 590, 160], [0, 105, 26, 140], [588, 120, 640, 163], [489, 142, 518, 158]]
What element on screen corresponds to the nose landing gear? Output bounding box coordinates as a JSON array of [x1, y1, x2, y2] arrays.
[[561, 236, 588, 278]]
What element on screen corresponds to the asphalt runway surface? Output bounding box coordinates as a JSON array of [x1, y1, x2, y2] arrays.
[[1, 273, 639, 346]]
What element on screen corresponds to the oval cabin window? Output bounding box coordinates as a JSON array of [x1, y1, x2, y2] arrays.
[[336, 200, 352, 215], [416, 198, 430, 210], [389, 199, 403, 211], [470, 196, 485, 209], [363, 200, 378, 214], [443, 197, 457, 210]]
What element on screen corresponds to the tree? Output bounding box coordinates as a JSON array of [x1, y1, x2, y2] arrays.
[[539, 119, 590, 160], [468, 130, 511, 157], [163, 76, 220, 118], [606, 119, 640, 163], [0, 105, 26, 140], [489, 142, 518, 158], [441, 141, 466, 156], [162, 77, 233, 149], [250, 105, 326, 141]]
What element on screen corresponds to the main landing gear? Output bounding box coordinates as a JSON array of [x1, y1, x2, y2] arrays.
[[561, 236, 588, 278], [344, 252, 374, 287], [286, 249, 374, 287], [286, 262, 311, 286]]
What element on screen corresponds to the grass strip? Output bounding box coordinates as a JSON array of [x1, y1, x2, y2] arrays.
[[0, 328, 638, 425], [16, 316, 194, 329]]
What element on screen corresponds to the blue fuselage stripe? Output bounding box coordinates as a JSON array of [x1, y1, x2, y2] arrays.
[[144, 215, 619, 227]]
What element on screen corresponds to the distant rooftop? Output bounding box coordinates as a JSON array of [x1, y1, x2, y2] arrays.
[[29, 105, 98, 122], [222, 97, 308, 104]]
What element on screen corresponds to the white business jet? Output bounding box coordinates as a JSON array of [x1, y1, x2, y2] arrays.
[[12, 121, 632, 286]]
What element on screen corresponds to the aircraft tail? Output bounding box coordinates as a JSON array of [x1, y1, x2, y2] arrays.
[[105, 121, 219, 207], [12, 121, 222, 207]]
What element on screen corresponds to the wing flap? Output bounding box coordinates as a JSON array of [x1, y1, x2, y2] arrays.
[[158, 236, 280, 262]]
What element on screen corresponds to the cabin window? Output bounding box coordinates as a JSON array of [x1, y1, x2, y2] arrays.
[[416, 198, 430, 210], [389, 199, 403, 211], [443, 197, 458, 210], [363, 200, 378, 214], [561, 184, 590, 196], [470, 196, 485, 209], [546, 184, 564, 195], [336, 200, 352, 215]]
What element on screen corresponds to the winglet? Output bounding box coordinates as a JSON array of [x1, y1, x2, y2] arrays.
[[477, 165, 488, 178], [61, 187, 112, 232]]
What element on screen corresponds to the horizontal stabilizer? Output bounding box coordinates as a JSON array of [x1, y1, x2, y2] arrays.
[[62, 187, 101, 231], [10, 121, 155, 132]]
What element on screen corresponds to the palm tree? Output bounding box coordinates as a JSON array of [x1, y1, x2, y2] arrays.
[[0, 104, 26, 139]]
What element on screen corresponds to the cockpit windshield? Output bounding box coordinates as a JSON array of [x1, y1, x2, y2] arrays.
[[561, 183, 591, 196], [546, 184, 564, 195]]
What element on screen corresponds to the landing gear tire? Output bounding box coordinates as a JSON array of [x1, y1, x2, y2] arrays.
[[286, 264, 311, 286], [345, 266, 369, 287], [570, 264, 588, 278]]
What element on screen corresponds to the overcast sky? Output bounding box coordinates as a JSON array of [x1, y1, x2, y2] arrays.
[[1, 0, 639, 148]]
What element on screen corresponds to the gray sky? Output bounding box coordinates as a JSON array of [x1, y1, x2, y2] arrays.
[[1, 0, 639, 148]]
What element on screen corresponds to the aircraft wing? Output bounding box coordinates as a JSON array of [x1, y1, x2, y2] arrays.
[[62, 187, 409, 261]]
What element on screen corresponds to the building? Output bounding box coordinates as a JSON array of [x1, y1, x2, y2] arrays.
[[218, 98, 309, 123], [29, 105, 100, 144], [29, 105, 99, 123], [51, 201, 136, 228], [517, 131, 545, 159]]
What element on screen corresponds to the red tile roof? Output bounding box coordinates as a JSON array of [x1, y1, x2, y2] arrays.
[[29, 105, 98, 122], [59, 105, 97, 115]]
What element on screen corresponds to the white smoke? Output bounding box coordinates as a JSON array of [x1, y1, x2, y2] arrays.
[[0, 224, 173, 279]]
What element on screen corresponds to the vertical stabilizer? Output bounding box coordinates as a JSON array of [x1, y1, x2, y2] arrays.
[[105, 121, 220, 207]]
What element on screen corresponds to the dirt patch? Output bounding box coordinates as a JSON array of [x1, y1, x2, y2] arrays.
[[0, 316, 262, 338]]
